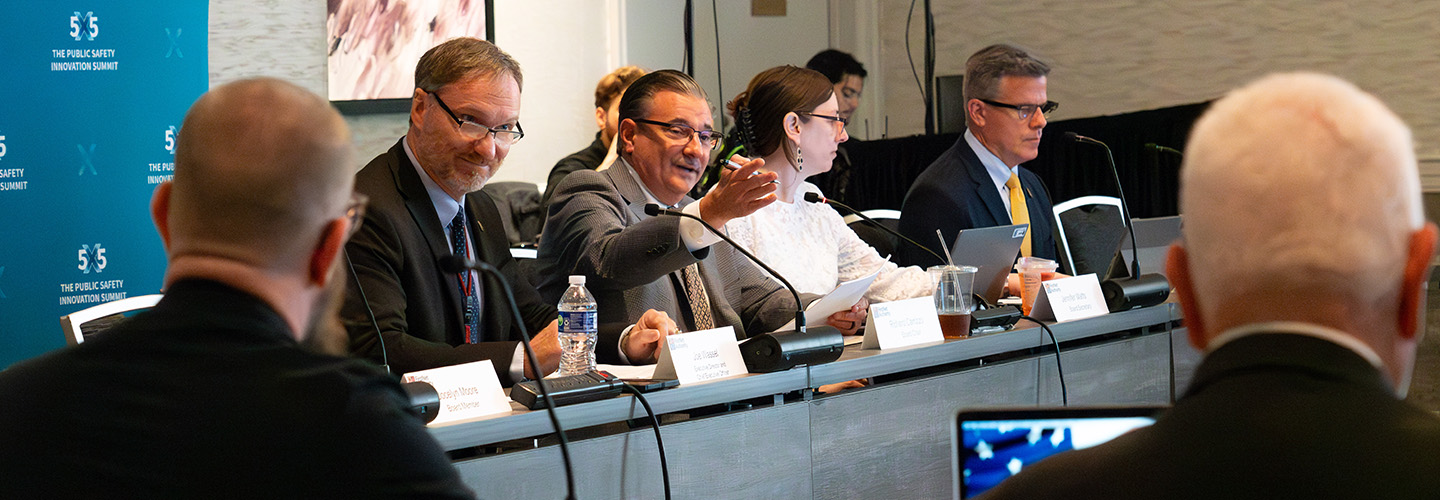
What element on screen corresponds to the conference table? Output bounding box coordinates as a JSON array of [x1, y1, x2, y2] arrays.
[[429, 303, 1192, 499]]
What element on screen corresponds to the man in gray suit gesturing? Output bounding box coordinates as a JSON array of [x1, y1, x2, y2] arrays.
[[538, 70, 867, 364]]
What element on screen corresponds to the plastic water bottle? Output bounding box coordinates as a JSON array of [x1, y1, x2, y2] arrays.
[[556, 275, 598, 376]]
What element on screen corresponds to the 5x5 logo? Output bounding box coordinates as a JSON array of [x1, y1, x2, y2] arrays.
[[78, 244, 107, 274], [70, 11, 100, 41]]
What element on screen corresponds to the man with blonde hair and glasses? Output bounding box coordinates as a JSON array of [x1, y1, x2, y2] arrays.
[[343, 38, 675, 384], [898, 44, 1060, 266], [980, 73, 1440, 499]]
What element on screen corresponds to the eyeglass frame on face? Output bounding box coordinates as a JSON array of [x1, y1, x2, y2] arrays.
[[977, 98, 1059, 121], [794, 111, 849, 136], [630, 118, 723, 151], [426, 90, 525, 145], [343, 192, 369, 238]]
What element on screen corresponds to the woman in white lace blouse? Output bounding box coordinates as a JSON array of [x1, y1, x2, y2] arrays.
[[722, 66, 933, 308]]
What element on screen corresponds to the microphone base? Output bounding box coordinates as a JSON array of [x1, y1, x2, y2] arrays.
[[740, 326, 845, 373], [1102, 274, 1171, 312], [402, 381, 441, 424]]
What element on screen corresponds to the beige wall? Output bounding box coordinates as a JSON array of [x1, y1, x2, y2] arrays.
[[829, 0, 1440, 187]]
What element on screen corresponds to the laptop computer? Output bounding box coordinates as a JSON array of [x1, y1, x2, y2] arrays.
[[951, 406, 1166, 499], [948, 224, 1028, 304]]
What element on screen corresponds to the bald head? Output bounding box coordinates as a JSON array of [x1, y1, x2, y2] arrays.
[[166, 78, 355, 273], [1182, 73, 1420, 316]]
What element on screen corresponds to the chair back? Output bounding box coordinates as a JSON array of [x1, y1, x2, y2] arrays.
[[1053, 196, 1126, 276], [60, 294, 163, 345]]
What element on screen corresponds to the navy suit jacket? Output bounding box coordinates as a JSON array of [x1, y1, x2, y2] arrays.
[[896, 135, 1056, 267], [979, 333, 1440, 499]]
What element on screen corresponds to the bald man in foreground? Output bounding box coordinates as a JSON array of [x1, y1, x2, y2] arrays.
[[978, 73, 1440, 499], [0, 79, 473, 498]]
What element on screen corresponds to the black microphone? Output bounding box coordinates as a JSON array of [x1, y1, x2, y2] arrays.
[[437, 254, 579, 500], [1144, 142, 1184, 157], [345, 249, 440, 423], [803, 192, 948, 265], [1064, 133, 1171, 312], [643, 204, 843, 372]]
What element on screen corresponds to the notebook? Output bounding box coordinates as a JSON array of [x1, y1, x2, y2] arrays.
[[952, 406, 1165, 498]]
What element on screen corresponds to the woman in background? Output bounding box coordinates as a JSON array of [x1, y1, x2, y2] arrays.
[[723, 66, 933, 315]]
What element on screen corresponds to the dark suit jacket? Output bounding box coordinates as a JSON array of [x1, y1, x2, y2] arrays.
[[535, 158, 802, 364], [896, 135, 1056, 267], [0, 279, 473, 499], [979, 333, 1440, 499], [343, 139, 555, 384], [542, 133, 607, 207]]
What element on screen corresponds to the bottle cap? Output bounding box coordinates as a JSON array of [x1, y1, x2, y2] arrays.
[[568, 275, 586, 285]]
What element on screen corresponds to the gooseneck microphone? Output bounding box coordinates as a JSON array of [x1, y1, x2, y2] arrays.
[[802, 192, 947, 265], [1144, 142, 1184, 157], [345, 249, 441, 424], [437, 254, 578, 500], [1064, 132, 1171, 311], [644, 204, 844, 372]]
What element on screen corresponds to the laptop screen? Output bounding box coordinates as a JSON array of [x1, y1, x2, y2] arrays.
[[947, 224, 1028, 304], [953, 407, 1163, 498]]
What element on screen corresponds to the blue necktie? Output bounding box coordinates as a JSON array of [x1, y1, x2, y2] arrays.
[[450, 211, 480, 343]]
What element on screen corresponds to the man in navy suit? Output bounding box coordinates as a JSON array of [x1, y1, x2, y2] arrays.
[[897, 44, 1058, 266], [979, 73, 1440, 499]]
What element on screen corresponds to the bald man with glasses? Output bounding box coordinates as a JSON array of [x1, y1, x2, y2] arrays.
[[897, 44, 1061, 266], [342, 38, 675, 384]]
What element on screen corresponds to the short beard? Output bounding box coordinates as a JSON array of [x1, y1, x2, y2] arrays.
[[298, 262, 349, 357]]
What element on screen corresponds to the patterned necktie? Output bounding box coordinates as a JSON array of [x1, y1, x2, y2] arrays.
[[680, 263, 714, 331], [449, 211, 480, 343], [1007, 173, 1032, 257]]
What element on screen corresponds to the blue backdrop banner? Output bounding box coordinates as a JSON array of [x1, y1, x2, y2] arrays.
[[0, 2, 208, 368]]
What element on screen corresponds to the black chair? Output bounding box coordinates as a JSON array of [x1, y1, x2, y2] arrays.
[[844, 209, 902, 259]]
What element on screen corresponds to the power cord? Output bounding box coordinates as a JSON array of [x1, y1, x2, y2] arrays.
[[1020, 315, 1067, 406], [621, 384, 671, 500]]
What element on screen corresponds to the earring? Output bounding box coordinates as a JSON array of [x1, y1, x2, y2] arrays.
[[795, 147, 804, 172]]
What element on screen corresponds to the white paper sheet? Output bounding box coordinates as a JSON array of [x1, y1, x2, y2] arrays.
[[776, 262, 885, 331]]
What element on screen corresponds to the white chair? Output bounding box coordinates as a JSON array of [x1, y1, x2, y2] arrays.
[[841, 209, 901, 226], [60, 294, 163, 346], [1052, 196, 1126, 276]]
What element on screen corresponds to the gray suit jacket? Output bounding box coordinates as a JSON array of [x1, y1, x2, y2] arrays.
[[536, 158, 802, 363]]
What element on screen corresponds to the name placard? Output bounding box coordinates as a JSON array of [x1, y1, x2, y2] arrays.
[[652, 326, 748, 385], [1030, 274, 1109, 322], [401, 360, 511, 425], [861, 296, 945, 350]]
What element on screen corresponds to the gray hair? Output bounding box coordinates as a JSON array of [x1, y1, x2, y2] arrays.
[[962, 44, 1050, 103]]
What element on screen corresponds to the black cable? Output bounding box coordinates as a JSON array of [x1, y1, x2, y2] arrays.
[[922, 0, 935, 135], [710, 0, 726, 131], [621, 384, 671, 500], [682, 0, 694, 75], [344, 249, 388, 372], [904, 0, 924, 107], [1020, 314, 1067, 406], [471, 263, 578, 500]]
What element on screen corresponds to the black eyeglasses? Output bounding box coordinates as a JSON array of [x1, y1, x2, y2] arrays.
[[429, 91, 525, 145], [978, 99, 1059, 121], [632, 118, 722, 151], [796, 111, 849, 126]]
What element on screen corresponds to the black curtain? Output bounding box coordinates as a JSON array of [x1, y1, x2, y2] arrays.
[[820, 101, 1208, 219]]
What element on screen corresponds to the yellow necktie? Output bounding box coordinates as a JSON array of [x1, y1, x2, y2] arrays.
[[1007, 173, 1032, 257]]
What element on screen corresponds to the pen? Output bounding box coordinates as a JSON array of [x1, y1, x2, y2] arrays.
[[725, 159, 780, 184]]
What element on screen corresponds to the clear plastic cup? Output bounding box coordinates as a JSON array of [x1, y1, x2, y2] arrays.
[[927, 265, 977, 338], [1014, 257, 1059, 316]]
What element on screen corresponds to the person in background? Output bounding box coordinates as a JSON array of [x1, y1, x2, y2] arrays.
[[804, 49, 867, 203], [897, 44, 1059, 267], [722, 66, 932, 309], [0, 78, 474, 498], [537, 70, 869, 366], [979, 72, 1440, 499], [343, 38, 674, 383], [542, 65, 648, 206]]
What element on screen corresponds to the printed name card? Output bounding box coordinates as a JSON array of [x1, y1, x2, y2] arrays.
[[861, 296, 945, 350], [652, 326, 748, 385], [402, 360, 511, 426], [1029, 274, 1109, 322]]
